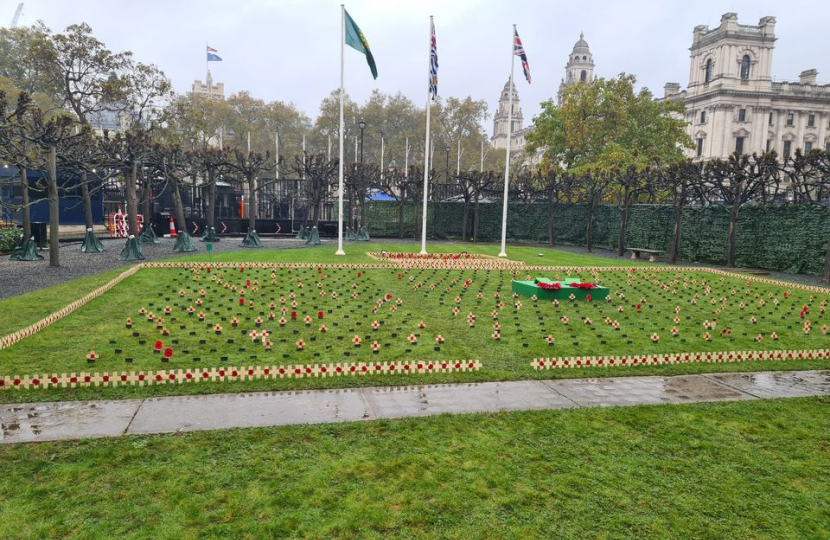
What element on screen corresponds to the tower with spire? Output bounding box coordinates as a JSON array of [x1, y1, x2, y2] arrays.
[[557, 32, 595, 103], [491, 78, 525, 151]]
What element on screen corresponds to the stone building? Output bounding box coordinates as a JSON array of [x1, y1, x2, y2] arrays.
[[557, 32, 595, 104], [191, 70, 225, 100], [663, 12, 830, 161]]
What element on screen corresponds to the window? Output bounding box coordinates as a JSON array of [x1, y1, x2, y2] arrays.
[[704, 59, 713, 83], [769, 112, 774, 126], [735, 137, 745, 155], [783, 140, 792, 158], [696, 138, 704, 157], [580, 70, 587, 82], [808, 114, 815, 127], [766, 140, 772, 153], [700, 111, 707, 124], [826, 142, 830, 153], [582, 55, 587, 60], [740, 55, 751, 80], [738, 108, 747, 122], [805, 141, 813, 152], [786, 113, 794, 126]]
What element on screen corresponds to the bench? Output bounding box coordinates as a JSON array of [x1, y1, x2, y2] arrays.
[[626, 248, 664, 262]]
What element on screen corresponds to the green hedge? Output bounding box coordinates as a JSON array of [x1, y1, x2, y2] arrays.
[[0, 227, 21, 254], [365, 201, 830, 275]]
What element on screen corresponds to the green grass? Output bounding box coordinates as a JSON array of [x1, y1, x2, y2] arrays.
[[1, 397, 828, 539], [0, 268, 124, 336], [2, 244, 830, 403]]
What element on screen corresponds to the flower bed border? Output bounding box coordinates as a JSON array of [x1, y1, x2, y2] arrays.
[[0, 360, 483, 391], [532, 349, 829, 369]]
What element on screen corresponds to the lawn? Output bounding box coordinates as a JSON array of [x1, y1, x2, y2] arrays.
[[2, 242, 829, 403], [0, 396, 828, 539]]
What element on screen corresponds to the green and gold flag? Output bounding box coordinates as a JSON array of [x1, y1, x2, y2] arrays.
[[344, 9, 378, 80]]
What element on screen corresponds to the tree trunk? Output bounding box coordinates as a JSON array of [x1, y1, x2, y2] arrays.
[[398, 189, 405, 239], [125, 162, 140, 236], [206, 168, 216, 230], [248, 173, 257, 233], [47, 146, 60, 267], [172, 177, 187, 232], [547, 188, 556, 247], [360, 189, 367, 228], [461, 198, 470, 242], [670, 201, 684, 265], [586, 197, 595, 253], [348, 187, 355, 231], [617, 190, 631, 257], [19, 165, 31, 239], [80, 172, 94, 229], [727, 205, 739, 268], [141, 174, 152, 227], [473, 189, 481, 243]]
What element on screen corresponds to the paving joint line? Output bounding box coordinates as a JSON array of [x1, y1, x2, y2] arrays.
[[122, 399, 146, 435], [356, 388, 379, 420], [699, 374, 763, 399], [537, 380, 583, 408]]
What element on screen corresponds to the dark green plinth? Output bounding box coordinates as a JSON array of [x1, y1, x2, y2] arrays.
[[10, 237, 43, 261], [81, 229, 105, 253], [512, 277, 609, 300], [295, 226, 308, 240], [173, 231, 198, 252], [305, 226, 321, 246], [356, 225, 370, 241], [119, 236, 144, 261], [138, 226, 160, 244], [201, 227, 220, 242], [345, 228, 355, 241], [241, 230, 263, 248]]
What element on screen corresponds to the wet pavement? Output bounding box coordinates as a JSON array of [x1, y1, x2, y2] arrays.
[[1, 370, 828, 444]]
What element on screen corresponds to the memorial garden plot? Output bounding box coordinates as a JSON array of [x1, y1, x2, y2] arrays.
[[1, 256, 829, 391]]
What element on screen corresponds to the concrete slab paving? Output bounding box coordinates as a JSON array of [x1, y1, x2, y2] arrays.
[[706, 370, 830, 399], [362, 381, 577, 419], [1, 370, 828, 444], [128, 389, 370, 435], [0, 399, 142, 444]]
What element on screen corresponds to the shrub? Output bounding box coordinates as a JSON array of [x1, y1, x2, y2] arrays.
[[0, 227, 21, 253]]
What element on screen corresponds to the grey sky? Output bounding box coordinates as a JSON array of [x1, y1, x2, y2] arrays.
[[12, 0, 830, 135]]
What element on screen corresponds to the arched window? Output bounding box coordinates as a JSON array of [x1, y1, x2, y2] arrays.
[[704, 58, 713, 83], [580, 70, 587, 82], [740, 55, 751, 80]]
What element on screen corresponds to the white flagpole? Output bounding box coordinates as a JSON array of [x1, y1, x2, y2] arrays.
[[420, 16, 433, 255], [302, 134, 306, 179], [498, 25, 516, 258], [336, 4, 346, 256], [275, 132, 279, 180], [327, 134, 331, 161], [380, 135, 385, 178], [354, 136, 358, 163], [480, 139, 484, 171], [405, 137, 409, 176], [456, 138, 461, 176]]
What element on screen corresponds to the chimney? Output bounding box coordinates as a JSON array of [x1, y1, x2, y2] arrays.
[[799, 69, 817, 85], [664, 83, 681, 98], [720, 12, 738, 32]]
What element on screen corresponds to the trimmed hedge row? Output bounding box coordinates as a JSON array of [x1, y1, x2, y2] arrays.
[[365, 201, 830, 275]]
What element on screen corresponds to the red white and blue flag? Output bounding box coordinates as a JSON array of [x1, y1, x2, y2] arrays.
[[429, 19, 438, 100], [207, 45, 222, 62], [514, 29, 530, 84]]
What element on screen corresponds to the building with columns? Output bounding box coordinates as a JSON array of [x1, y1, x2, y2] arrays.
[[558, 32, 595, 103], [663, 12, 830, 161]]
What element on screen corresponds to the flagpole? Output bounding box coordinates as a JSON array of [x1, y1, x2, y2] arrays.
[[275, 132, 279, 180], [205, 42, 210, 98], [420, 16, 433, 255], [405, 137, 409, 176], [498, 24, 516, 258], [336, 4, 346, 256]]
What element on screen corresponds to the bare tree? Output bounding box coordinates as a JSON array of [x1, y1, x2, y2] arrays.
[[657, 159, 702, 264], [223, 147, 271, 246], [285, 153, 337, 228]]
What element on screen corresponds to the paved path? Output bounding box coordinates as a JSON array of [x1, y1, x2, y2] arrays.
[[2, 370, 829, 444]]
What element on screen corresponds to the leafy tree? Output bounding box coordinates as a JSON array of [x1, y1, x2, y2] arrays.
[[656, 159, 703, 264], [527, 73, 692, 175]]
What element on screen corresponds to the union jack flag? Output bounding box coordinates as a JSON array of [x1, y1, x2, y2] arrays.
[[514, 29, 531, 84], [429, 19, 438, 100]]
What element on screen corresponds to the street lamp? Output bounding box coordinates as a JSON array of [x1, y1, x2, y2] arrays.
[[357, 119, 366, 230]]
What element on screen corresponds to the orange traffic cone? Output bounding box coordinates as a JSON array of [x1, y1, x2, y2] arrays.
[[168, 216, 177, 238]]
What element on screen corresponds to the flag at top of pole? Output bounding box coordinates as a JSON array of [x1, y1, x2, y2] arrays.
[[514, 29, 531, 84], [429, 18, 438, 100], [344, 9, 378, 79], [206, 45, 222, 62]]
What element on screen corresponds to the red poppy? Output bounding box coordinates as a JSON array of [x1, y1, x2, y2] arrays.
[[317, 311, 324, 319], [154, 340, 163, 351], [163, 348, 173, 358], [536, 282, 562, 290], [290, 311, 297, 319], [239, 298, 245, 306]]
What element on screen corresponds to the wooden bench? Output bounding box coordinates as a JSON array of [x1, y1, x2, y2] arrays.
[[626, 248, 664, 262]]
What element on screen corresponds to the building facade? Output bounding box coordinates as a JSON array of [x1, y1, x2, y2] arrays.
[[491, 33, 597, 155], [664, 12, 830, 161], [191, 70, 225, 100]]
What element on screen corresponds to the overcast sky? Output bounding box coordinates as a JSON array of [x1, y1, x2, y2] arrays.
[[12, 0, 830, 135]]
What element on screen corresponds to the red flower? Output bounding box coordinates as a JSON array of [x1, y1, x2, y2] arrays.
[[154, 340, 163, 351], [317, 311, 324, 319], [536, 282, 562, 290], [569, 282, 596, 290], [290, 311, 297, 319], [239, 298, 245, 306], [163, 348, 174, 358]]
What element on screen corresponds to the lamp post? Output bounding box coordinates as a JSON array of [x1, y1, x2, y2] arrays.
[[357, 118, 366, 230]]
